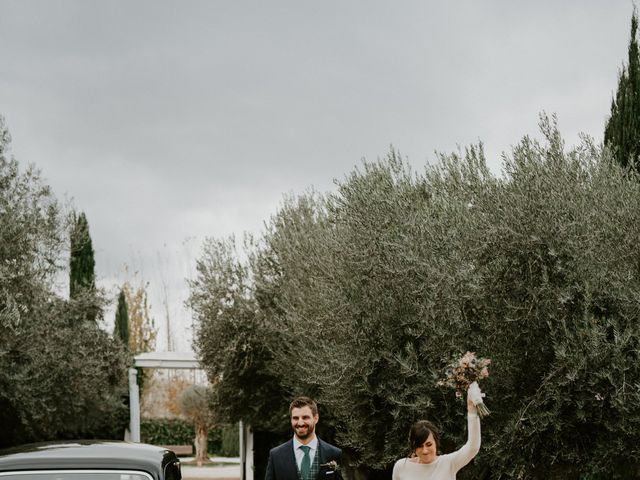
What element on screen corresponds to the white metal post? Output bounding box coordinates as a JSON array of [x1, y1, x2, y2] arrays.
[[239, 420, 245, 480], [245, 423, 254, 480], [128, 368, 140, 442]]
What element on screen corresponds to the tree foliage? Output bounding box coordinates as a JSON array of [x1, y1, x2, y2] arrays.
[[605, 8, 640, 171], [114, 289, 129, 348], [123, 279, 157, 354], [192, 115, 640, 479], [119, 278, 157, 394], [0, 117, 61, 334], [140, 373, 190, 418], [69, 211, 96, 299], [189, 236, 289, 432], [177, 385, 215, 466], [3, 297, 129, 443], [0, 115, 129, 448]]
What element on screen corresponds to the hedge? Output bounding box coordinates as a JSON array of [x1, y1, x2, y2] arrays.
[[140, 418, 239, 456]]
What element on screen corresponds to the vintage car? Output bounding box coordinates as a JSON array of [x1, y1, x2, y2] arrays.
[[0, 441, 181, 480]]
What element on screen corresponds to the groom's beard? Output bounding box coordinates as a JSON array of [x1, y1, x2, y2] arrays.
[[294, 423, 315, 440]]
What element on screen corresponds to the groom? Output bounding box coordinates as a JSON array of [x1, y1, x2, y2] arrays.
[[265, 396, 342, 480]]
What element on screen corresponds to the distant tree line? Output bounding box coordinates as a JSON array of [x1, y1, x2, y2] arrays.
[[190, 115, 640, 479]]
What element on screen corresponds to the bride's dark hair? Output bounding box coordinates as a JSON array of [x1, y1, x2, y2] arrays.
[[408, 420, 440, 456]]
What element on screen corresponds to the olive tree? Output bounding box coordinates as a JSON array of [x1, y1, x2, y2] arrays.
[[193, 116, 640, 479], [189, 236, 289, 432], [177, 385, 214, 466], [0, 115, 129, 447]]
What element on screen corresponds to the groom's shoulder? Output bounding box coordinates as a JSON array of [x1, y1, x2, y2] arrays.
[[318, 438, 342, 456], [270, 438, 293, 455]]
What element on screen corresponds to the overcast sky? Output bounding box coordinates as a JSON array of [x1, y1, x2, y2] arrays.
[[0, 1, 633, 350]]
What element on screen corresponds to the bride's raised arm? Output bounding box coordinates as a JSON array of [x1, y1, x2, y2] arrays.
[[449, 383, 482, 471]]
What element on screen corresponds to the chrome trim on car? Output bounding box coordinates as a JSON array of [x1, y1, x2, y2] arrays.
[[0, 470, 154, 480]]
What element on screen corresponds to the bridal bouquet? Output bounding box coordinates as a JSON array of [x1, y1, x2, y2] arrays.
[[437, 351, 491, 417]]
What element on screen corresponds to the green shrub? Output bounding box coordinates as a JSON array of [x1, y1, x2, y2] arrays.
[[141, 418, 239, 457], [141, 418, 194, 446], [219, 424, 239, 457]]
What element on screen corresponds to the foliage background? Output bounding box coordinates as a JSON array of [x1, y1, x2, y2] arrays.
[[0, 116, 129, 448], [140, 418, 239, 457], [190, 116, 640, 479]]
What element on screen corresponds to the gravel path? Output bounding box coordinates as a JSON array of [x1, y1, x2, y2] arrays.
[[180, 457, 241, 480]]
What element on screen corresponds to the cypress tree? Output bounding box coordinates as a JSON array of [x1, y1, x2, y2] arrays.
[[604, 9, 640, 170], [69, 211, 96, 299], [114, 289, 129, 349]]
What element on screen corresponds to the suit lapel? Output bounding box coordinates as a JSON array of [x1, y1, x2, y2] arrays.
[[284, 439, 299, 480], [316, 438, 325, 465]]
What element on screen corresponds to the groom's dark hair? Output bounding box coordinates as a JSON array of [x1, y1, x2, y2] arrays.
[[289, 396, 318, 416]]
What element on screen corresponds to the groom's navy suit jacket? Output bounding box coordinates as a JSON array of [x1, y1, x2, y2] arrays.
[[265, 437, 342, 480]]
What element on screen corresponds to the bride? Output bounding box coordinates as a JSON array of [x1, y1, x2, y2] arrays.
[[392, 383, 483, 480]]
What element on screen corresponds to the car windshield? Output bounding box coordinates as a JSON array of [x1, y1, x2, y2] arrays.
[[0, 471, 153, 480]]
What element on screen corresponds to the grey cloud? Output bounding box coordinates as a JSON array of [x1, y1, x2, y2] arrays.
[[0, 0, 633, 348]]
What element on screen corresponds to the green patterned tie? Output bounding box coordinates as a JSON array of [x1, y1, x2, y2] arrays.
[[300, 445, 311, 480]]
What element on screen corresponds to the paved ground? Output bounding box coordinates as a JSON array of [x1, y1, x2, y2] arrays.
[[180, 457, 240, 480]]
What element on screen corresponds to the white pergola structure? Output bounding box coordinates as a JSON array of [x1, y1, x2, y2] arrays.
[[129, 351, 200, 442], [129, 352, 253, 480]]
